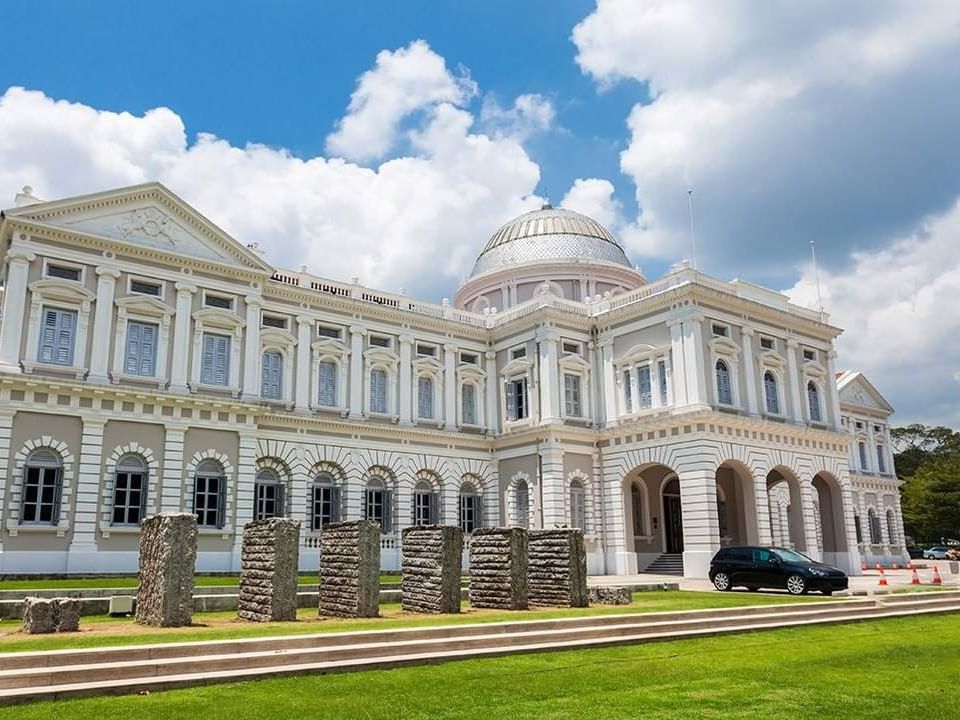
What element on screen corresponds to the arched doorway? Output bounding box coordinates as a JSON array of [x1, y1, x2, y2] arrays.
[[765, 467, 806, 551], [662, 477, 684, 553], [620, 463, 681, 572], [812, 472, 848, 565], [715, 461, 759, 546]]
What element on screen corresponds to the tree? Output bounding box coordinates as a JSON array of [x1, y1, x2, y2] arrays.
[[901, 454, 960, 542], [892, 424, 960, 479]]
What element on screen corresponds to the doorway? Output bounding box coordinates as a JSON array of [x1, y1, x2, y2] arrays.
[[663, 477, 684, 553]]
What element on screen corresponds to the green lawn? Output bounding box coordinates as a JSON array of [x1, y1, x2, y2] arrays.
[[0, 573, 403, 591], [0, 591, 819, 653], [1, 612, 957, 719]]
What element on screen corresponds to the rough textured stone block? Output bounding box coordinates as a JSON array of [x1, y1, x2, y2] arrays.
[[318, 520, 381, 618], [468, 527, 528, 610], [136, 512, 198, 627], [55, 598, 82, 631], [239, 517, 301, 622], [401, 525, 463, 614], [528, 529, 588, 607], [21, 597, 57, 634], [588, 586, 633, 605]]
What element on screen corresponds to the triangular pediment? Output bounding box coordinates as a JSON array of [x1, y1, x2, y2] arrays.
[[838, 372, 894, 414], [5, 183, 273, 274]]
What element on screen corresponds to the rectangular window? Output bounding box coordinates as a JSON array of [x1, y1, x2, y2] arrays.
[[658, 360, 668, 405], [369, 335, 391, 348], [417, 375, 434, 418], [21, 465, 63, 525], [261, 314, 287, 329], [623, 370, 633, 413], [311, 484, 341, 531], [204, 294, 233, 310], [413, 491, 438, 526], [460, 352, 478, 365], [254, 482, 284, 520], [877, 445, 886, 474], [854, 515, 863, 544], [200, 333, 231, 386], [194, 475, 224, 528], [760, 336, 775, 351], [637, 365, 652, 409], [803, 348, 817, 361], [45, 263, 81, 281], [365, 487, 392, 532], [564, 373, 583, 417], [124, 321, 158, 376], [461, 383, 477, 424], [416, 343, 436, 357], [570, 486, 586, 530], [562, 341, 581, 355], [370, 368, 388, 413], [858, 442, 868, 470], [318, 360, 338, 407], [711, 324, 728, 338], [37, 307, 77, 366], [317, 325, 342, 340], [112, 470, 146, 526], [459, 492, 480, 534], [261, 350, 283, 400], [511, 346, 527, 360], [129, 278, 162, 297], [506, 377, 528, 421]]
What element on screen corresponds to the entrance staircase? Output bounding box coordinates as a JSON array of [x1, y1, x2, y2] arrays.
[[645, 553, 684, 575]]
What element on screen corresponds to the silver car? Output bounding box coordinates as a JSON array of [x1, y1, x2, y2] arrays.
[[923, 546, 950, 559]]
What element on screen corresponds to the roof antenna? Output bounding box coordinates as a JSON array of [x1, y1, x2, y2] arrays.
[[687, 187, 698, 270], [810, 239, 824, 321]]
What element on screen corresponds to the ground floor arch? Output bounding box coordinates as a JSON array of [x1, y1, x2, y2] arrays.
[[766, 467, 807, 552], [715, 460, 760, 547]]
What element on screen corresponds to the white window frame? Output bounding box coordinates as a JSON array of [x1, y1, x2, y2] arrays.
[[260, 327, 297, 405], [42, 258, 85, 284], [457, 363, 486, 428], [801, 358, 828, 425], [122, 319, 160, 380], [111, 295, 173, 388], [260, 348, 285, 402], [559, 352, 591, 421], [23, 278, 95, 379], [709, 336, 741, 409], [312, 335, 349, 412], [201, 289, 235, 311], [190, 307, 245, 395], [413, 354, 444, 426], [364, 346, 399, 418], [758, 350, 787, 418], [500, 356, 534, 428], [127, 275, 165, 300]]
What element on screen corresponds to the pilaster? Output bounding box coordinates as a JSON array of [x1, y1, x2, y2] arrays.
[[668, 321, 688, 407], [0, 247, 36, 373], [67, 418, 107, 570], [678, 469, 720, 578], [536, 329, 560, 424], [241, 295, 263, 401], [785, 339, 804, 423], [600, 338, 619, 428], [398, 335, 413, 425], [87, 267, 122, 384], [348, 325, 365, 419], [169, 283, 196, 393], [160, 425, 187, 513], [484, 351, 499, 434], [825, 349, 843, 430], [798, 478, 822, 561], [0, 410, 15, 561], [443, 343, 458, 429], [740, 327, 760, 416], [295, 316, 312, 413], [538, 443, 566, 527], [231, 432, 259, 569]]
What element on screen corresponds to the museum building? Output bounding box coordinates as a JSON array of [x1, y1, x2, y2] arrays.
[[0, 183, 907, 577]]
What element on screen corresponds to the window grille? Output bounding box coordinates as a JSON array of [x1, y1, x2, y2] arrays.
[[459, 482, 482, 534], [130, 279, 162, 296], [412, 481, 439, 526], [193, 459, 226, 528], [317, 325, 341, 340], [311, 473, 341, 531], [46, 264, 81, 281], [261, 315, 287, 329], [364, 478, 392, 533], [204, 294, 233, 310], [254, 468, 285, 520]]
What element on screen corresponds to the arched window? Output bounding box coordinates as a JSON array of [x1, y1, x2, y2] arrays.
[[569, 479, 586, 531], [21, 448, 64, 525], [867, 508, 882, 544], [886, 509, 898, 545], [807, 381, 822, 422], [254, 467, 284, 520], [365, 475, 393, 533], [261, 350, 283, 400], [716, 360, 732, 405], [370, 368, 388, 414], [459, 481, 481, 534], [311, 471, 341, 531], [412, 479, 439, 526], [194, 459, 226, 529], [515, 479, 530, 528], [630, 482, 644, 536], [461, 382, 478, 425], [417, 375, 434, 419], [113, 454, 148, 526], [764, 371, 780, 414], [318, 360, 338, 407]]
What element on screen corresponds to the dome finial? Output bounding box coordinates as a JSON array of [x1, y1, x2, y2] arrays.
[[540, 199, 552, 211]]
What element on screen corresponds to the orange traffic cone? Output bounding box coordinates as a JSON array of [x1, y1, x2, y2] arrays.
[[911, 567, 921, 585], [932, 566, 943, 586], [892, 562, 899, 570], [861, 558, 868, 571], [875, 562, 882, 571], [878, 568, 888, 587]]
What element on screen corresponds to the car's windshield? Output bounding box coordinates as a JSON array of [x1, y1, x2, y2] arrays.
[[774, 548, 811, 563]]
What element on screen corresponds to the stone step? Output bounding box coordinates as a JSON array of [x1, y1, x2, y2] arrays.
[[1, 596, 957, 704]]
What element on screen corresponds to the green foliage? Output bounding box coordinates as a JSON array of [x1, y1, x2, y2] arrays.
[[892, 423, 960, 479], [902, 454, 960, 542]]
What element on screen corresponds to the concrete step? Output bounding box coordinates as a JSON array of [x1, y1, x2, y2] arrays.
[[1, 593, 956, 704]]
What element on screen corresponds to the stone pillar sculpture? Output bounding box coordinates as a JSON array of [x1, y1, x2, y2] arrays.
[[468, 527, 528, 610], [136, 512, 198, 627], [238, 518, 301, 622], [401, 525, 463, 614], [318, 520, 381, 618], [528, 529, 588, 607]]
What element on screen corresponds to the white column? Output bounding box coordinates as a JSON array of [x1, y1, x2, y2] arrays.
[[295, 316, 312, 413], [651, 358, 662, 409], [668, 321, 688, 407], [798, 478, 822, 560], [681, 314, 706, 406], [0, 410, 15, 562], [839, 477, 863, 575], [741, 327, 759, 416], [537, 329, 560, 424], [67, 418, 106, 570], [539, 444, 565, 527], [600, 339, 619, 427], [231, 432, 258, 570], [866, 422, 877, 473], [241, 295, 262, 401], [679, 468, 720, 578], [160, 425, 187, 513], [484, 351, 499, 434], [169, 282, 196, 393], [825, 349, 843, 430], [348, 325, 365, 419], [0, 247, 36, 373], [785, 339, 804, 423], [398, 335, 413, 425], [87, 267, 121, 384], [753, 472, 773, 545], [443, 343, 458, 429]]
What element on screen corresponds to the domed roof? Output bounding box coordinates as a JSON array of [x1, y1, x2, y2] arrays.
[[470, 205, 631, 277]]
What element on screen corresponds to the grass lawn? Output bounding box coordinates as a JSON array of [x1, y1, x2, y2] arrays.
[[0, 590, 820, 653], [0, 573, 402, 590], [1, 612, 957, 719]]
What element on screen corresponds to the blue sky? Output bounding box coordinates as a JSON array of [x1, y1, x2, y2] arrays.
[[1, 1, 959, 426]]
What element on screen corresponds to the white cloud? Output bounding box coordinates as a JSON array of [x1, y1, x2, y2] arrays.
[[479, 93, 556, 141], [0, 73, 543, 300], [560, 178, 621, 229], [324, 40, 477, 162], [786, 199, 960, 426]]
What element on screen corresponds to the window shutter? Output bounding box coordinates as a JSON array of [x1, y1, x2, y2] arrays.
[[201, 334, 215, 384], [217, 478, 227, 529], [475, 495, 484, 529], [39, 309, 58, 362], [261, 351, 282, 399], [55, 310, 75, 365], [139, 471, 149, 521], [411, 492, 418, 524], [215, 336, 230, 386], [382, 489, 393, 533], [506, 381, 517, 421], [318, 361, 337, 406], [429, 492, 439, 525], [125, 321, 141, 374], [51, 466, 64, 526], [276, 482, 286, 517], [330, 486, 341, 523], [140, 324, 156, 376]]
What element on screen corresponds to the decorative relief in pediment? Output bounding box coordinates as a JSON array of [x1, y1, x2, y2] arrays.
[[841, 380, 881, 409]]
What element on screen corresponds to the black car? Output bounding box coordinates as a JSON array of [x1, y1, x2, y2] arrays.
[[709, 546, 848, 595], [906, 545, 925, 560]]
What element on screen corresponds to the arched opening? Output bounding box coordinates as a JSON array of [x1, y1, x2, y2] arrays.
[[514, 479, 530, 528], [812, 472, 848, 564], [715, 461, 758, 546], [765, 467, 805, 551], [254, 466, 284, 520], [113, 453, 148, 526], [569, 478, 586, 530], [662, 477, 684, 554], [412, 478, 439, 526], [621, 463, 681, 572]]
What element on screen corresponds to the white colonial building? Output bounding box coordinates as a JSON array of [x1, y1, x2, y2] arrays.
[[0, 183, 907, 577]]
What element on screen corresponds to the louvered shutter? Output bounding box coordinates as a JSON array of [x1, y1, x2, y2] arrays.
[[55, 310, 75, 365], [261, 351, 282, 399], [216, 478, 227, 528], [318, 361, 337, 406], [475, 495, 484, 529], [139, 471, 149, 521], [429, 492, 440, 525], [462, 384, 476, 424], [275, 482, 286, 517], [371, 369, 387, 413], [330, 486, 341, 523], [139, 324, 156, 376], [125, 322, 142, 374], [215, 336, 230, 386], [51, 466, 64, 526], [506, 381, 517, 421], [382, 490, 393, 532], [200, 334, 216, 384], [418, 376, 432, 418], [39, 309, 58, 362]]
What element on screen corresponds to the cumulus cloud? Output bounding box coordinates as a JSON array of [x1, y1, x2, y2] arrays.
[[479, 93, 556, 141], [787, 200, 960, 425], [560, 178, 621, 229], [0, 66, 543, 300], [325, 40, 477, 162]]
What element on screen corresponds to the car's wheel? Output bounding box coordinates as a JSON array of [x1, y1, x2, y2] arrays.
[[713, 572, 732, 591], [786, 574, 807, 595]]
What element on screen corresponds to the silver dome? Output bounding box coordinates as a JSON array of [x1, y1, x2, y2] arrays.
[[470, 206, 631, 277]]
